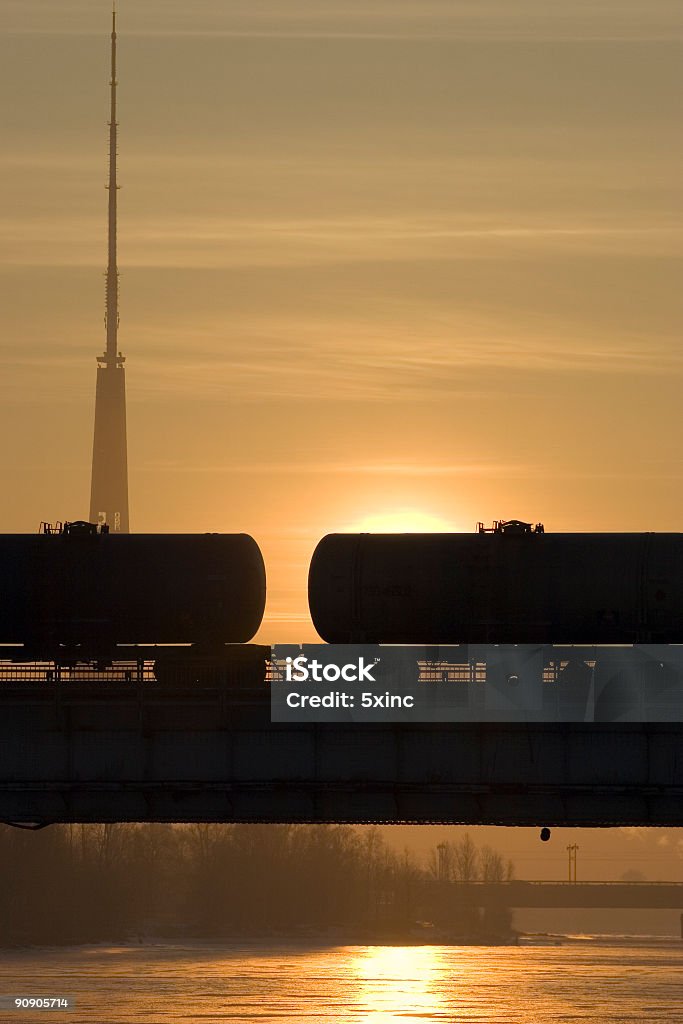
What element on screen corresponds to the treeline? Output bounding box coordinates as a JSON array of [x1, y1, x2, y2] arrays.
[[428, 833, 515, 883], [0, 824, 514, 946], [426, 833, 516, 937]]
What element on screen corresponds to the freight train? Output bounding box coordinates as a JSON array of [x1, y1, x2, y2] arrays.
[[0, 522, 266, 660], [2, 518, 682, 656], [308, 521, 683, 644]]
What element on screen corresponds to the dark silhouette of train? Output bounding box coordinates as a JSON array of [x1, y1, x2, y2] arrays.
[[308, 520, 683, 643], [2, 518, 682, 658], [0, 522, 265, 660]]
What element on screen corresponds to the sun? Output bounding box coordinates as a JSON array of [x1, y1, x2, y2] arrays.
[[344, 507, 457, 533]]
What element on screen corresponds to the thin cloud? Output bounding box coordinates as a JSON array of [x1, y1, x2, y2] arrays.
[[3, 214, 680, 269], [4, 1, 682, 42], [122, 311, 682, 404], [137, 459, 528, 476]]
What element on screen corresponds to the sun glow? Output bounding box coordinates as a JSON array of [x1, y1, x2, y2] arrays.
[[345, 508, 458, 533]]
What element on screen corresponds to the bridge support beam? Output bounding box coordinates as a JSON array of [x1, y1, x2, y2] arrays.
[[1, 676, 682, 825]]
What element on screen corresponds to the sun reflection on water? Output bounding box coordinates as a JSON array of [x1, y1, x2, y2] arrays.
[[350, 945, 451, 1022]]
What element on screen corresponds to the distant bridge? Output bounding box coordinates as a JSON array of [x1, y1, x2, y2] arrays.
[[436, 881, 683, 909], [1, 651, 682, 826]]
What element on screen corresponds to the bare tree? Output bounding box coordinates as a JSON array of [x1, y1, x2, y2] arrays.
[[480, 845, 506, 882], [453, 833, 479, 881]]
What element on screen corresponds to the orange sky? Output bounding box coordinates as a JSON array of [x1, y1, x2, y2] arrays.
[[0, 1, 681, 640]]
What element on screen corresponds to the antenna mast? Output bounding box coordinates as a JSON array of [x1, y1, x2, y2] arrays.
[[102, 3, 123, 368]]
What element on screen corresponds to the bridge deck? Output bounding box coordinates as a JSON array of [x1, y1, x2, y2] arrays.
[[1, 671, 682, 825]]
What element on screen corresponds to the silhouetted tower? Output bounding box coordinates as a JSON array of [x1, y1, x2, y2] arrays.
[[89, 5, 129, 533]]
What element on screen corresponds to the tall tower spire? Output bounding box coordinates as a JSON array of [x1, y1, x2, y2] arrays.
[[89, 4, 130, 533], [105, 2, 119, 365]]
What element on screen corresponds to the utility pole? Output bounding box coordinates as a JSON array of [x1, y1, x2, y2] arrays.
[[567, 843, 579, 883]]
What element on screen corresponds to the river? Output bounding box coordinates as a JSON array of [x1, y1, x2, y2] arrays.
[[0, 938, 681, 1022]]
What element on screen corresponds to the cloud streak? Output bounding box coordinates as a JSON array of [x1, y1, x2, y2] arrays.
[[4, 1, 682, 42], [3, 214, 680, 269]]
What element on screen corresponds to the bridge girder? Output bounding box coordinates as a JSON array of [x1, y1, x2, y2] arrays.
[[1, 683, 682, 825]]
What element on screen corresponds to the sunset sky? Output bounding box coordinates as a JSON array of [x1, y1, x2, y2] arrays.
[[1, 1, 681, 639]]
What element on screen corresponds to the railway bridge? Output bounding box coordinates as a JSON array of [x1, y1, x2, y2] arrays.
[[1, 647, 682, 827], [437, 881, 683, 909]]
